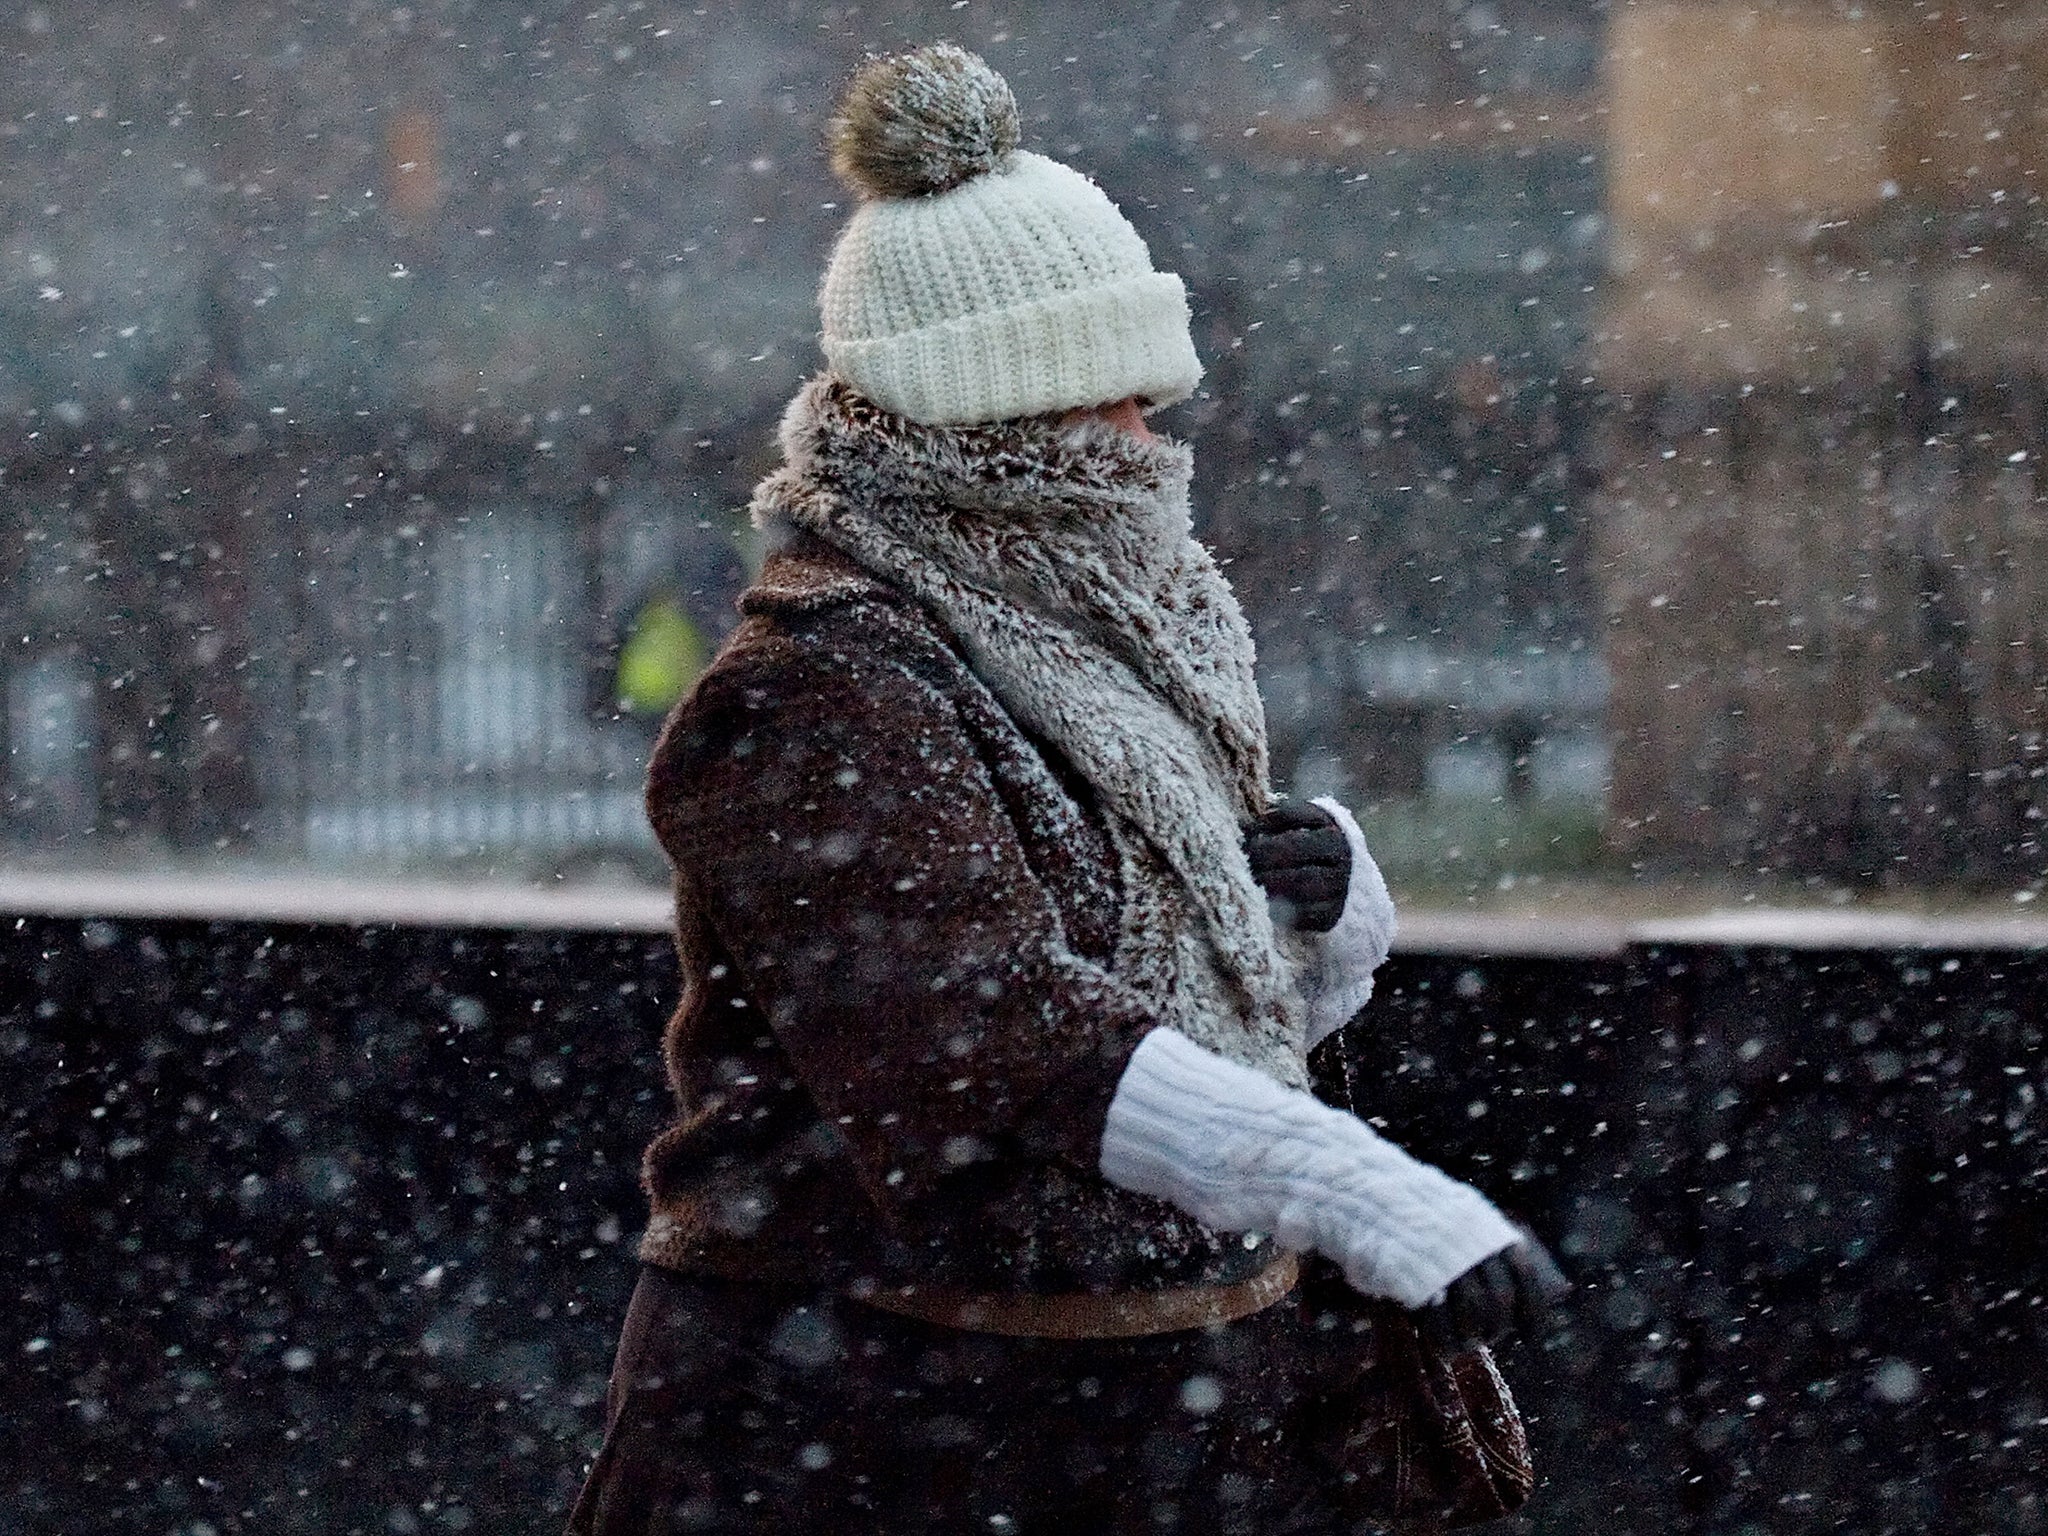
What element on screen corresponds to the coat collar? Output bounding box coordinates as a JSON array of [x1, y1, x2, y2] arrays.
[[738, 531, 896, 617]]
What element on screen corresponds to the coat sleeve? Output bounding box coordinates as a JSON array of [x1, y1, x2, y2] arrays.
[[647, 611, 1164, 1213]]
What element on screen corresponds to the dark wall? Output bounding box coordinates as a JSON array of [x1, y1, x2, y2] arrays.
[[2, 918, 671, 1536], [1356, 945, 2048, 1535], [4, 916, 2044, 1534]]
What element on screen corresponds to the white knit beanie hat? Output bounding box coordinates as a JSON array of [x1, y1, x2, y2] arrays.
[[818, 44, 1204, 427]]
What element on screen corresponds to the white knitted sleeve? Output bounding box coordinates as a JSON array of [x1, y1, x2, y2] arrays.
[[1099, 1028, 1519, 1307], [1296, 797, 1397, 1051]]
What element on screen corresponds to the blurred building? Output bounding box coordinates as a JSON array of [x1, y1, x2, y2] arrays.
[[1595, 1, 2048, 885], [7, 1, 2037, 891], [0, 1, 1614, 881]]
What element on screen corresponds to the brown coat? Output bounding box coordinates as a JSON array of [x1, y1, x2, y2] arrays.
[[637, 533, 1281, 1293]]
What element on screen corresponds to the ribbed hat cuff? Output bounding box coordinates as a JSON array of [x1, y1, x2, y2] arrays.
[[824, 271, 1203, 427]]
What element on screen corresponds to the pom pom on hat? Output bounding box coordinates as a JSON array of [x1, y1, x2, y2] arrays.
[[829, 43, 1020, 201]]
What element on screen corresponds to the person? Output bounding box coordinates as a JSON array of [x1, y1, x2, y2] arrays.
[[568, 43, 1566, 1536]]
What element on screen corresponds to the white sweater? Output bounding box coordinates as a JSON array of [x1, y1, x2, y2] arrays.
[[1097, 803, 1520, 1307]]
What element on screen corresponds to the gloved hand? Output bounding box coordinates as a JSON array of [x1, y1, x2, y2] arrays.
[[1244, 800, 1352, 932], [1418, 1228, 1570, 1351]]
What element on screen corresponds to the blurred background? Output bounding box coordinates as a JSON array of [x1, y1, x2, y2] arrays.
[[4, 0, 2045, 903], [9, 10, 2048, 1536]]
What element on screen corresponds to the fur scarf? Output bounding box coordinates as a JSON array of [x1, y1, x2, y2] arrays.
[[750, 377, 1309, 1088]]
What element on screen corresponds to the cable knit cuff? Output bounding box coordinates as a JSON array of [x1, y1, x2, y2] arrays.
[[1099, 1028, 1519, 1307], [1298, 798, 1397, 1050]]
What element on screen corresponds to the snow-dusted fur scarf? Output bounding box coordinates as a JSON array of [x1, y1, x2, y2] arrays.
[[751, 377, 1310, 1088]]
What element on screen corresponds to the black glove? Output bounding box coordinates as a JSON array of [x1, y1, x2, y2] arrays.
[[1243, 800, 1351, 933], [1417, 1227, 1570, 1351]]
